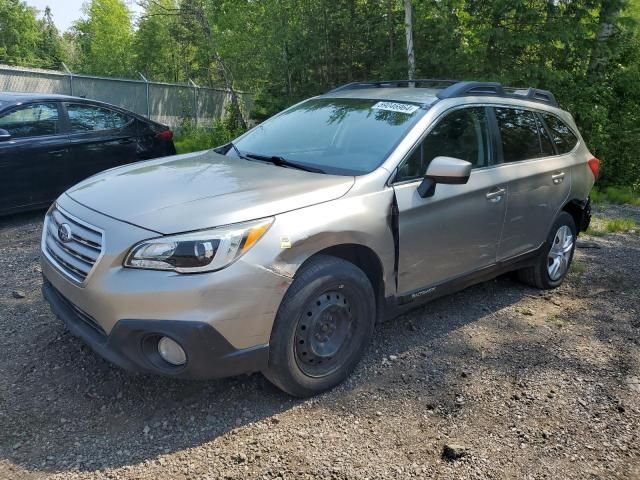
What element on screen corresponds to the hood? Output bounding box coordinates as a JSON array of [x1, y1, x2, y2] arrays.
[[66, 150, 355, 233]]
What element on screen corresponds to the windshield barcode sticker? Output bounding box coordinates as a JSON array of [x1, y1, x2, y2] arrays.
[[372, 101, 419, 114]]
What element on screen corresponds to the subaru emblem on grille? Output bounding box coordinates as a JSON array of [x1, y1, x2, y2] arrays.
[[57, 223, 72, 243]]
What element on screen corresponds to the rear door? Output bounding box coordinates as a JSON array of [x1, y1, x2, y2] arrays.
[[393, 106, 507, 295], [63, 102, 138, 190], [0, 102, 69, 211], [492, 106, 571, 261]]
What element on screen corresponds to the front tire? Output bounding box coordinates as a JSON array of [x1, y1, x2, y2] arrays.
[[518, 211, 577, 289], [264, 255, 375, 397]]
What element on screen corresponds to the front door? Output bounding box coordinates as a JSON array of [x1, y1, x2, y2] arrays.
[[0, 102, 69, 211], [392, 106, 507, 295]]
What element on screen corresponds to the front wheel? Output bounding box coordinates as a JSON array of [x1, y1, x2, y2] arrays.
[[264, 255, 375, 397], [518, 211, 577, 289]]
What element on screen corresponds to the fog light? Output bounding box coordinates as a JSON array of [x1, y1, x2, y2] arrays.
[[157, 336, 186, 366]]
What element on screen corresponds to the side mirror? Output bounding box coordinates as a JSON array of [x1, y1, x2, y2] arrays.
[[0, 129, 11, 141], [417, 156, 472, 198]]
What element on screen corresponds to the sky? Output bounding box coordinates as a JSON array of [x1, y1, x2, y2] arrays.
[[25, 0, 143, 32]]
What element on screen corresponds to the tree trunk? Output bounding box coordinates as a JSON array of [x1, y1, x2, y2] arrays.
[[404, 0, 416, 80], [588, 0, 624, 81], [387, 0, 394, 61]]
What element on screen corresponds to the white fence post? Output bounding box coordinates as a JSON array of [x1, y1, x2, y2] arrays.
[[138, 72, 151, 119], [189, 78, 198, 127], [61, 62, 73, 96]]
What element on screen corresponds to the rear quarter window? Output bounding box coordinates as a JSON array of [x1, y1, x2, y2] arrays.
[[540, 113, 578, 154]]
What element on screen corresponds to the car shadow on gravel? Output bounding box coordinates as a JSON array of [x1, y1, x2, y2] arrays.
[[0, 209, 46, 230], [0, 270, 543, 476], [2, 231, 636, 476]]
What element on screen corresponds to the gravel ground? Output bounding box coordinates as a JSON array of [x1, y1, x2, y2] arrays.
[[0, 206, 638, 480]]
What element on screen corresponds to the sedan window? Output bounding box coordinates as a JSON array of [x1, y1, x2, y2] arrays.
[[0, 103, 59, 138], [67, 104, 131, 132]]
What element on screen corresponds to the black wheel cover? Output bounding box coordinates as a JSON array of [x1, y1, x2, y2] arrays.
[[294, 289, 357, 377]]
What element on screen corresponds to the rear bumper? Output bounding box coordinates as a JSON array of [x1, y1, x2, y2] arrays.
[[43, 279, 269, 379], [580, 197, 592, 232]]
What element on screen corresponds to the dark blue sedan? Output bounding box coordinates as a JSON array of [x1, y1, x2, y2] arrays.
[[0, 92, 176, 215]]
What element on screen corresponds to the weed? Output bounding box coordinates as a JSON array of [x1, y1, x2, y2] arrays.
[[587, 216, 637, 235], [590, 186, 640, 206], [605, 218, 637, 233]]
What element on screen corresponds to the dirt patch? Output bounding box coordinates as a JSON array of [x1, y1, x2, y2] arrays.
[[0, 206, 638, 479]]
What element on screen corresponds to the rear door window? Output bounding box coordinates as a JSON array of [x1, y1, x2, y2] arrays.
[[0, 103, 60, 138], [67, 104, 132, 132], [540, 113, 578, 154], [494, 107, 542, 163]]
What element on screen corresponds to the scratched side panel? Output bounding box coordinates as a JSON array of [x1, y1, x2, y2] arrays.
[[245, 185, 397, 298]]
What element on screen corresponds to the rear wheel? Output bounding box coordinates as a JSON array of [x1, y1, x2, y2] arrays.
[[518, 211, 577, 289], [264, 255, 375, 397]]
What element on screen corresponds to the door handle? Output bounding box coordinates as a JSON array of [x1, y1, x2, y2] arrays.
[[552, 172, 565, 184], [48, 149, 67, 157], [486, 188, 506, 202]]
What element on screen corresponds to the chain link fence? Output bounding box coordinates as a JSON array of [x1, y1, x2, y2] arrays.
[[0, 64, 251, 128]]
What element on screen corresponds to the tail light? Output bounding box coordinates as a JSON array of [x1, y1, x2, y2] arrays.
[[155, 130, 173, 141], [588, 157, 600, 180]]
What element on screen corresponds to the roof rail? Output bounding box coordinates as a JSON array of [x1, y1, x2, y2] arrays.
[[328, 79, 459, 93], [328, 79, 558, 107], [436, 81, 558, 107]]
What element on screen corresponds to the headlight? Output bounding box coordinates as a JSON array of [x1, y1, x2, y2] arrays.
[[124, 218, 273, 273]]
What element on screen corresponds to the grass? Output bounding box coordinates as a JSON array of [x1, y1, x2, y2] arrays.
[[604, 218, 637, 233], [590, 186, 640, 206], [570, 259, 587, 275], [547, 313, 568, 327], [587, 216, 637, 236], [173, 122, 243, 155]]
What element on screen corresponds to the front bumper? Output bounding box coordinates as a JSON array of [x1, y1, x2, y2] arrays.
[[40, 195, 293, 379], [43, 280, 269, 379]]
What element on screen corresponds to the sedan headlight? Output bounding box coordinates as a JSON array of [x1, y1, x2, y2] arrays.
[[124, 218, 273, 273]]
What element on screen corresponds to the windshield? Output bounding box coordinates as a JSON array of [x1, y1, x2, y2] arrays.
[[231, 98, 425, 175]]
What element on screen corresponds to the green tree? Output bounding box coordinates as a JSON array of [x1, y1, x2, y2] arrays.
[[72, 0, 134, 76], [131, 0, 640, 185], [0, 0, 41, 66], [134, 0, 191, 82], [37, 6, 67, 67]]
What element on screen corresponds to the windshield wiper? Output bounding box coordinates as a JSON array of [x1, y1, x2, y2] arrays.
[[243, 152, 326, 174], [228, 141, 247, 159]]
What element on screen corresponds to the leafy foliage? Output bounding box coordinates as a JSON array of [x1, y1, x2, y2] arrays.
[[174, 122, 242, 154], [2, 0, 639, 185], [591, 185, 640, 205], [71, 0, 133, 77], [0, 0, 68, 68]]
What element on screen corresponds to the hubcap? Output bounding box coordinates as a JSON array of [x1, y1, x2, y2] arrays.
[[295, 290, 354, 377], [547, 225, 574, 281]]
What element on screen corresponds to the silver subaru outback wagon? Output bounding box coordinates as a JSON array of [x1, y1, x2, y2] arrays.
[[41, 80, 599, 397]]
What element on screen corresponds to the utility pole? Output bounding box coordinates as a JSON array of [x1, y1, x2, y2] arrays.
[[404, 0, 416, 81]]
